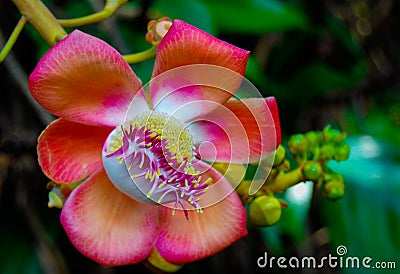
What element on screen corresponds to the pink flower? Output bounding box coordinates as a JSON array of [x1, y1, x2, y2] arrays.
[[29, 20, 281, 267]]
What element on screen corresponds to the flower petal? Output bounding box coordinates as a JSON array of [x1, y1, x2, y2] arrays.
[[149, 65, 245, 122], [266, 96, 282, 145], [149, 20, 249, 120], [61, 170, 159, 266], [28, 30, 143, 127], [153, 20, 249, 77], [189, 97, 280, 163], [155, 162, 247, 264], [38, 119, 111, 183]]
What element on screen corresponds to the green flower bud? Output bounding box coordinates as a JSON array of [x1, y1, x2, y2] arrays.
[[48, 189, 64, 208], [334, 143, 350, 161], [273, 145, 286, 166], [146, 247, 183, 273], [288, 134, 309, 155], [145, 17, 172, 46], [249, 195, 282, 227], [322, 174, 345, 200], [46, 180, 82, 208], [322, 125, 347, 145], [320, 144, 335, 160], [303, 161, 322, 180], [305, 131, 321, 147]]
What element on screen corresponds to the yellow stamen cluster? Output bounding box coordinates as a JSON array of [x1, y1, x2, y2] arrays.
[[106, 128, 125, 156], [134, 111, 194, 163], [104, 111, 211, 219]]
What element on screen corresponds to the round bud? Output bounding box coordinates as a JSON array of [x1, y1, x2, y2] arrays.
[[146, 248, 183, 273], [322, 125, 346, 145], [145, 17, 172, 45], [288, 134, 309, 155], [305, 131, 321, 147], [303, 161, 322, 180], [273, 145, 286, 166], [320, 144, 335, 160], [48, 190, 64, 209], [47, 181, 79, 208], [249, 195, 282, 227], [322, 174, 345, 200], [334, 144, 350, 161]]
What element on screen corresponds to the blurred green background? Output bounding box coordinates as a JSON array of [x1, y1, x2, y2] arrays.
[[0, 0, 399, 273]]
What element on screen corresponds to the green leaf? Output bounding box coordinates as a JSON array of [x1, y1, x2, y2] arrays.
[[327, 16, 364, 57], [151, 0, 216, 35], [270, 59, 368, 107], [365, 108, 400, 151], [280, 182, 314, 242], [320, 136, 400, 273], [289, 59, 367, 95], [245, 55, 270, 92], [201, 0, 309, 34]]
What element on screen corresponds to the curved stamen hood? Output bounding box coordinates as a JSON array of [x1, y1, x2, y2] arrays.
[[102, 111, 210, 219]]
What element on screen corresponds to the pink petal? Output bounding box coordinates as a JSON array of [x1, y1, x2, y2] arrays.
[[149, 20, 250, 120], [29, 30, 144, 127], [149, 65, 246, 122], [37, 119, 111, 183], [61, 170, 159, 266], [155, 162, 247, 264], [153, 20, 249, 77], [266, 96, 282, 145], [189, 97, 280, 164]]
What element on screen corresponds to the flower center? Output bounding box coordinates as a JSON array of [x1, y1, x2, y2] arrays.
[[103, 111, 210, 219]]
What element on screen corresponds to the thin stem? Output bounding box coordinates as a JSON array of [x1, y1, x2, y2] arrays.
[[58, 0, 128, 27], [0, 16, 26, 63], [12, 0, 67, 46], [58, 9, 112, 28], [266, 167, 305, 192], [123, 46, 157, 64]]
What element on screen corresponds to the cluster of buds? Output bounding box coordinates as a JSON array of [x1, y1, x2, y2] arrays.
[[237, 125, 350, 227], [47, 181, 81, 208], [288, 125, 349, 200]]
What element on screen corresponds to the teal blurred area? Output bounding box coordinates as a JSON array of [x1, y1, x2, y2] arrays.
[[323, 136, 400, 273], [1, 0, 400, 273]]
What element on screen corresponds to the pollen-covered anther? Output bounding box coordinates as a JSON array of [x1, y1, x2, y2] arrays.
[[104, 111, 211, 220]]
